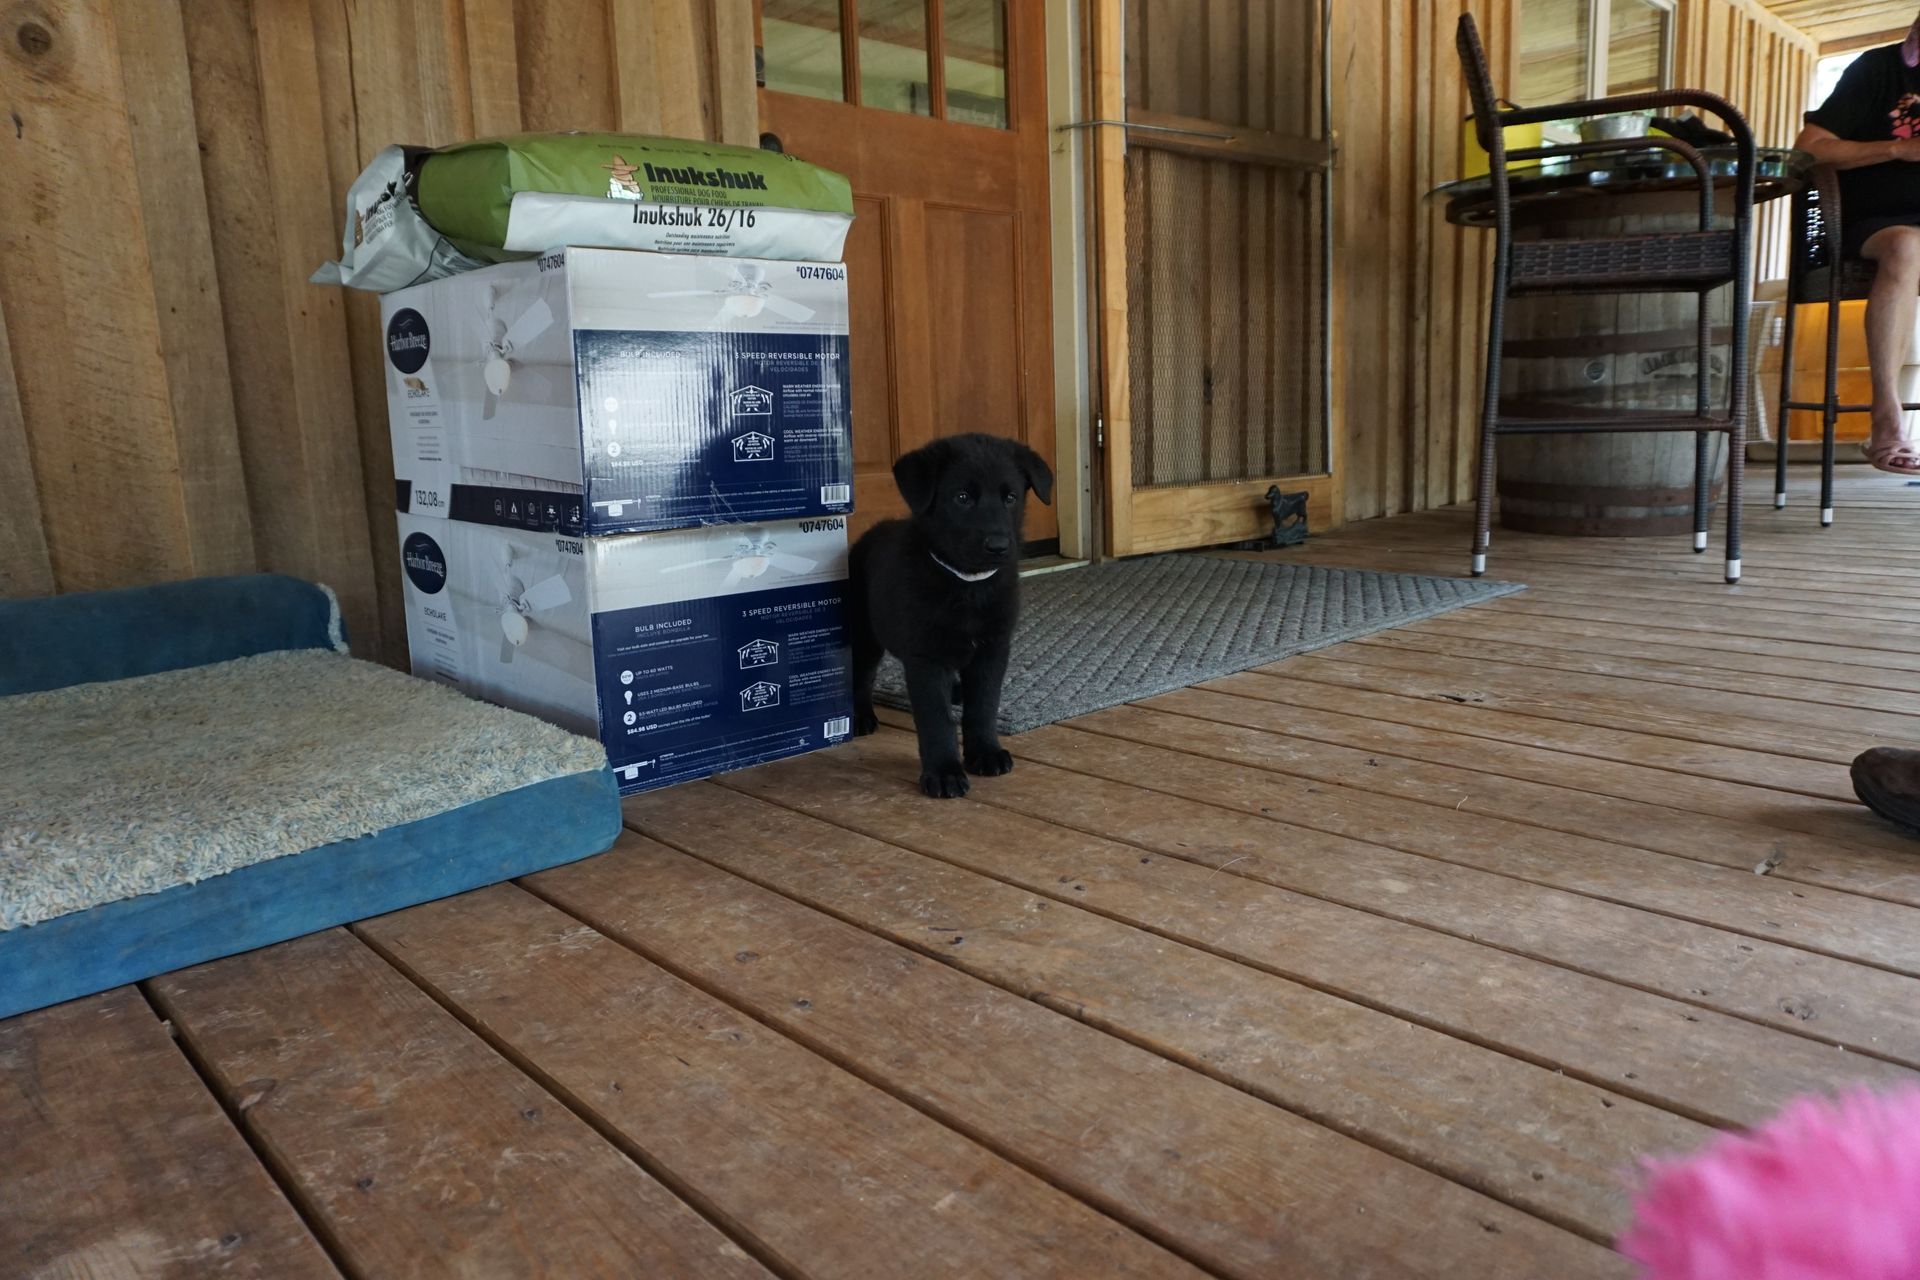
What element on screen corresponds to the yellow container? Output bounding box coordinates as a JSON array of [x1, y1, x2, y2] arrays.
[[1462, 117, 1544, 178], [1786, 300, 1872, 443]]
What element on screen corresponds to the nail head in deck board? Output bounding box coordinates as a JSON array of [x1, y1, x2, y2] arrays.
[[1281, 644, 1920, 759], [1009, 721, 1920, 1069], [0, 986, 337, 1279], [837, 731, 1914, 1124], [1271, 648, 1872, 768], [1199, 668, 1915, 863], [1223, 663, 1862, 805], [1450, 600, 1912, 678], [636, 776, 1709, 1241], [1395, 609, 1920, 700], [146, 929, 769, 1280], [1360, 625, 1920, 715], [1154, 680, 1920, 904], [1483, 593, 1920, 659], [529, 834, 1629, 1279], [359, 883, 1201, 1280], [1084, 698, 1920, 976]]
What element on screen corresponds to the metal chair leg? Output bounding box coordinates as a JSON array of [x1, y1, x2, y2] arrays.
[[1820, 407, 1837, 527], [1692, 431, 1710, 552], [1691, 284, 1712, 552], [1773, 298, 1796, 508], [1472, 424, 1497, 576], [1726, 424, 1745, 583], [1820, 292, 1841, 526], [1472, 249, 1511, 578]]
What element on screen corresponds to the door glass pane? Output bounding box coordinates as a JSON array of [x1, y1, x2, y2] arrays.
[[944, 0, 1009, 128], [1608, 0, 1669, 95], [860, 0, 933, 116], [763, 0, 846, 102], [1519, 0, 1590, 105]]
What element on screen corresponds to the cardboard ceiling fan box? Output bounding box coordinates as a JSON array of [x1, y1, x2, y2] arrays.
[[395, 510, 853, 794], [380, 246, 854, 537]]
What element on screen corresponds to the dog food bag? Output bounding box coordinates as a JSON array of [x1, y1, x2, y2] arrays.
[[312, 146, 493, 293], [314, 133, 854, 292]]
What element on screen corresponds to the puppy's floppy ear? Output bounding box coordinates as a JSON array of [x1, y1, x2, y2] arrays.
[[1010, 441, 1054, 506], [892, 440, 947, 514]]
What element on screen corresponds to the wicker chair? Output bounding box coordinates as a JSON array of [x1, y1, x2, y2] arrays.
[[1456, 15, 1758, 583], [1772, 166, 1900, 525]]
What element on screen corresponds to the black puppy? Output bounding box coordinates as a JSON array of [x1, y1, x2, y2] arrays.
[[848, 433, 1053, 798]]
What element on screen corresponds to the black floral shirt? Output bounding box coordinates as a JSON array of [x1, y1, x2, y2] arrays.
[[1806, 44, 1920, 226]]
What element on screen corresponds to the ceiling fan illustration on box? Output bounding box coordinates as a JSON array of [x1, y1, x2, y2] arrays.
[[491, 540, 574, 664], [663, 526, 818, 586], [481, 279, 559, 420], [648, 263, 816, 326]]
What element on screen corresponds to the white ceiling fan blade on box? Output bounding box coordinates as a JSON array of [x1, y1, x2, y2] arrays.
[[758, 293, 815, 322], [768, 552, 816, 575], [501, 295, 556, 350], [660, 555, 734, 574], [517, 572, 573, 613]]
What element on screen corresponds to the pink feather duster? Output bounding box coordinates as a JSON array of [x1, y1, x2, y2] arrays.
[[1620, 1086, 1920, 1279]]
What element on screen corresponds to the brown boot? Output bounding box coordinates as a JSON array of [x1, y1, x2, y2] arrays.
[[1851, 747, 1920, 836]]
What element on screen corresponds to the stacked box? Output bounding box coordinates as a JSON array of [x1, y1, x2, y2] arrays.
[[382, 248, 856, 793]]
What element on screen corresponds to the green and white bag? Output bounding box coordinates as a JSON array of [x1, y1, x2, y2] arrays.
[[315, 133, 854, 293]]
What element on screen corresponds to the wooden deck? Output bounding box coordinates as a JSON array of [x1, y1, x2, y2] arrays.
[[7, 467, 1919, 1279]]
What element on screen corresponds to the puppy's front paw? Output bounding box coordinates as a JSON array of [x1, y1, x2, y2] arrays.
[[964, 746, 1013, 777], [920, 761, 971, 799], [853, 706, 879, 736]]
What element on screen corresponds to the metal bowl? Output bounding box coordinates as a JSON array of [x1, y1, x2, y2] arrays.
[[1579, 114, 1652, 143]]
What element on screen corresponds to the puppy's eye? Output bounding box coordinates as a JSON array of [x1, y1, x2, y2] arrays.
[[1002, 490, 1017, 506], [954, 490, 975, 507]]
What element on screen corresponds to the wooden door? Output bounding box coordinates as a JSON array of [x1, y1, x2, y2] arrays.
[[755, 0, 1058, 544], [1089, 0, 1338, 556]]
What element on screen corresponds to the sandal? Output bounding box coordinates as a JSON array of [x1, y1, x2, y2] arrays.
[[1862, 439, 1920, 476]]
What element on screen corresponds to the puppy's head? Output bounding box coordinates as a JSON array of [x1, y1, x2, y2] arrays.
[[892, 433, 1054, 574]]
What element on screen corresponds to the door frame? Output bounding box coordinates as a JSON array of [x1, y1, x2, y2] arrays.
[[752, 0, 1078, 553], [1045, 0, 1095, 561], [1080, 0, 1342, 558]]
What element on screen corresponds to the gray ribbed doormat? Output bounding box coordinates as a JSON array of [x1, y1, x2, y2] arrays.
[[874, 556, 1523, 735]]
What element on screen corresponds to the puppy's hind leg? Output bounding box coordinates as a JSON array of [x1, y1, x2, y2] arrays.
[[960, 639, 1013, 777], [902, 658, 968, 798]]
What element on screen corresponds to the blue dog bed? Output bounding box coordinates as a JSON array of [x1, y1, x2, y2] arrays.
[[0, 575, 621, 1020]]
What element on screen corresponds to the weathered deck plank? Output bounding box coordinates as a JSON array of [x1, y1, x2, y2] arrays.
[[530, 834, 1628, 1279], [358, 884, 1197, 1279], [0, 987, 338, 1279], [825, 729, 1918, 1121], [148, 931, 769, 1280], [632, 776, 1705, 1242]]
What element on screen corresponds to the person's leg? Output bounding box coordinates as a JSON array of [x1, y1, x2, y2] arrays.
[[1860, 226, 1920, 457]]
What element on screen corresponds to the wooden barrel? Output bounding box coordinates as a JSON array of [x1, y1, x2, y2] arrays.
[[1496, 195, 1731, 537]]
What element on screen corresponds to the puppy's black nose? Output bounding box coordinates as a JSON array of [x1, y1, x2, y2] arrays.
[[984, 536, 1012, 557]]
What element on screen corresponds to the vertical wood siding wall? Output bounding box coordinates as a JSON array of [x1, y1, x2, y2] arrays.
[[0, 0, 754, 664], [0, 0, 1820, 624]]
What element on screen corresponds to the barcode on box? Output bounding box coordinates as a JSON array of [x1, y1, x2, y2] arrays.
[[821, 484, 851, 505], [824, 716, 852, 739]]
